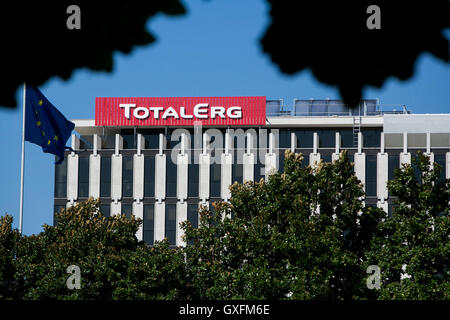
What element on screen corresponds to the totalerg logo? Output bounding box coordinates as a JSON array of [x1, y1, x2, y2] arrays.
[[120, 103, 242, 120]]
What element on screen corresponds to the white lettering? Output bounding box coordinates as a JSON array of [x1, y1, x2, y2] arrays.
[[211, 106, 226, 119], [119, 104, 136, 119], [133, 106, 149, 119], [162, 106, 180, 119], [180, 107, 193, 119], [194, 103, 209, 119], [227, 106, 242, 119], [149, 107, 164, 119]]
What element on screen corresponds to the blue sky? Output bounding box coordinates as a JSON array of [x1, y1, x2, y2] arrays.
[[1, 0, 449, 235]]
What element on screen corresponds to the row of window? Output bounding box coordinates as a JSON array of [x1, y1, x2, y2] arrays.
[[78, 128, 383, 150], [54, 202, 201, 246], [55, 150, 448, 200]]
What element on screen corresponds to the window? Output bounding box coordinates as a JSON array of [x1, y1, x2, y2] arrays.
[[187, 204, 199, 228], [322, 154, 332, 163], [339, 129, 354, 148], [166, 155, 177, 197], [101, 134, 116, 149], [79, 135, 93, 150], [78, 156, 89, 198], [254, 159, 265, 182], [100, 203, 110, 218], [411, 154, 422, 184], [210, 162, 221, 197], [122, 155, 133, 198], [434, 153, 446, 183], [188, 163, 199, 197], [232, 151, 243, 184], [122, 204, 133, 219], [365, 155, 377, 196], [53, 204, 65, 226], [388, 154, 400, 181], [143, 204, 154, 245], [278, 129, 291, 149], [363, 128, 381, 148], [142, 129, 162, 150], [121, 129, 135, 149], [144, 155, 155, 197], [54, 157, 67, 198], [165, 204, 176, 245], [279, 151, 286, 173], [294, 130, 313, 148], [100, 156, 111, 197], [317, 129, 334, 148]]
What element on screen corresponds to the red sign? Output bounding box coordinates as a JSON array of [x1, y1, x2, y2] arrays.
[[95, 96, 266, 126]]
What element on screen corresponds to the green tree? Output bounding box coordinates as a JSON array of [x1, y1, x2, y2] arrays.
[[183, 150, 386, 299], [9, 198, 187, 300], [0, 215, 21, 299], [367, 152, 450, 299]]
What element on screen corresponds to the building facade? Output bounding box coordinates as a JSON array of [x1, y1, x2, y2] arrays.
[[54, 97, 450, 246]]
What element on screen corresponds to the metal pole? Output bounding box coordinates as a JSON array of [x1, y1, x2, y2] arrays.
[[19, 83, 26, 235]]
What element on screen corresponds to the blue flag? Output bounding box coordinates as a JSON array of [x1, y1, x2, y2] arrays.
[[25, 86, 75, 164]]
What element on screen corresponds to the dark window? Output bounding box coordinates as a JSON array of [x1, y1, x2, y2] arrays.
[[279, 151, 286, 173], [366, 155, 377, 196], [122, 204, 133, 219], [232, 151, 243, 184], [165, 204, 176, 245], [363, 128, 381, 148], [322, 154, 332, 163], [167, 129, 183, 149], [79, 135, 93, 150], [434, 153, 446, 183], [294, 130, 313, 148], [388, 154, 400, 181], [339, 129, 354, 148], [258, 129, 269, 149], [188, 163, 199, 197], [101, 135, 116, 149], [412, 154, 422, 184], [78, 156, 89, 198], [187, 204, 199, 228], [122, 155, 133, 198], [54, 157, 67, 198], [121, 129, 135, 149], [278, 129, 291, 149], [388, 203, 397, 217], [166, 155, 177, 197], [100, 203, 110, 218], [210, 163, 221, 197], [100, 156, 111, 197], [142, 129, 162, 150], [144, 155, 155, 197], [143, 204, 154, 245], [254, 158, 265, 182], [317, 130, 334, 148], [53, 204, 65, 226]]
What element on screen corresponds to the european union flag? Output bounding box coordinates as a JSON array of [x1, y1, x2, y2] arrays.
[[25, 86, 75, 164]]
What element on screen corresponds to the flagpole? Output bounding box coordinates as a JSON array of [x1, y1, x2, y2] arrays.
[[19, 83, 26, 235]]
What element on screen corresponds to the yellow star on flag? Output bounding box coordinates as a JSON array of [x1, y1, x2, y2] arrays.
[[53, 135, 59, 141], [36, 121, 41, 126], [38, 100, 43, 106], [47, 139, 51, 145]]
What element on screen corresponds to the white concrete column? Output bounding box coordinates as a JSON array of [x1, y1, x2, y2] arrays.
[[133, 201, 144, 241], [377, 200, 388, 214], [93, 134, 102, 156], [133, 153, 144, 201], [377, 153, 388, 201], [425, 131, 434, 169], [332, 132, 340, 162], [243, 133, 255, 182], [111, 156, 122, 201], [199, 153, 210, 201], [400, 132, 411, 166], [136, 133, 144, 156], [177, 152, 188, 202], [291, 132, 296, 152], [310, 132, 321, 167], [221, 153, 232, 201], [380, 132, 385, 154], [354, 132, 365, 191], [176, 201, 187, 247], [67, 151, 78, 202], [111, 201, 121, 216], [446, 152, 450, 179], [154, 201, 165, 241], [71, 133, 80, 152], [155, 153, 166, 201], [89, 153, 101, 198]]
